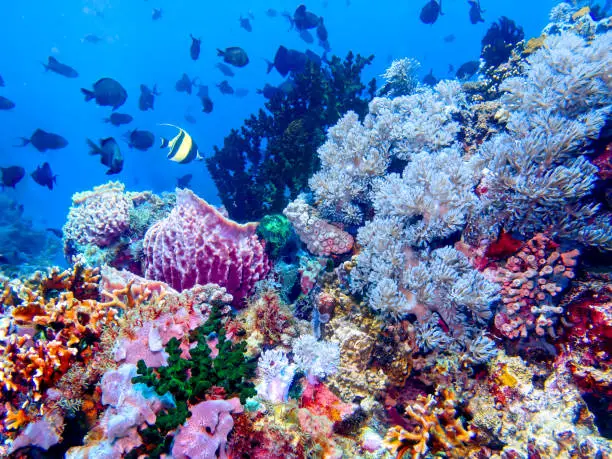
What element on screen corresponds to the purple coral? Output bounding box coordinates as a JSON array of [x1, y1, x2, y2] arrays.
[[143, 189, 270, 306]]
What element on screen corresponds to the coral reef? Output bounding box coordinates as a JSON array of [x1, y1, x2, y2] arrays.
[[143, 188, 270, 305], [378, 57, 421, 98], [481, 16, 525, 69], [206, 52, 376, 222], [475, 31, 612, 250], [62, 182, 174, 270], [309, 80, 466, 225]]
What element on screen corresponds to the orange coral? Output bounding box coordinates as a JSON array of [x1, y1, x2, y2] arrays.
[[383, 388, 481, 459], [4, 404, 30, 431]]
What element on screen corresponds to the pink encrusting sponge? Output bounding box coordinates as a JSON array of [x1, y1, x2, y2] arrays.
[[143, 189, 270, 306]]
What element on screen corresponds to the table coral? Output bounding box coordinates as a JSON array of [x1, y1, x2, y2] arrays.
[[492, 233, 578, 339], [143, 188, 270, 306]]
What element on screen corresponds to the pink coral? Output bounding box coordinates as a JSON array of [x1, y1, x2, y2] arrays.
[[171, 398, 243, 459], [284, 196, 354, 257], [492, 234, 579, 339], [143, 189, 270, 306], [63, 182, 132, 253]]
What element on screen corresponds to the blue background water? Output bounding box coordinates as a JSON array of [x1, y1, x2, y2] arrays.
[[1, 0, 558, 232]]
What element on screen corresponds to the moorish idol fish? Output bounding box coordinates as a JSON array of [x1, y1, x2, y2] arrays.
[[158, 124, 203, 164]]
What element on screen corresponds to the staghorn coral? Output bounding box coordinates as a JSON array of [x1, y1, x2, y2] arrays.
[[492, 233, 578, 340], [476, 31, 612, 250], [383, 387, 484, 459], [143, 188, 270, 306], [283, 195, 354, 257], [309, 80, 466, 224]]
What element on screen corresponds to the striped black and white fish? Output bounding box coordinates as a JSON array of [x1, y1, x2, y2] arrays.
[[159, 124, 203, 164]]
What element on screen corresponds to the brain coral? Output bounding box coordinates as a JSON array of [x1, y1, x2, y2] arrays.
[[63, 181, 132, 252], [143, 189, 270, 306]]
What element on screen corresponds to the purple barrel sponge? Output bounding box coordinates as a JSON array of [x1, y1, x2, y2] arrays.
[[143, 189, 270, 306]]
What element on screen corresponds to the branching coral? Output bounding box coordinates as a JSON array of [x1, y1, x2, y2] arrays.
[[476, 31, 612, 250], [383, 388, 482, 459]]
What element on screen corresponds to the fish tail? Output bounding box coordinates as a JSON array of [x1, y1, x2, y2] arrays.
[[216, 48, 225, 57], [81, 88, 95, 101], [15, 137, 30, 147], [160, 137, 169, 148], [103, 116, 110, 123], [196, 151, 205, 161], [86, 138, 101, 155], [264, 59, 274, 74]]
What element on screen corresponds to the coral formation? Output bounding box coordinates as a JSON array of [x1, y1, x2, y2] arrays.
[[492, 233, 579, 339], [283, 195, 354, 257], [206, 52, 376, 222], [476, 31, 612, 250], [143, 188, 270, 305]]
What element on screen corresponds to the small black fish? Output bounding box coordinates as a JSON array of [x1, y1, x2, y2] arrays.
[[266, 45, 309, 76], [17, 129, 68, 152], [197, 85, 214, 113], [82, 78, 128, 110], [43, 56, 78, 78], [87, 137, 123, 174], [217, 47, 249, 67], [240, 15, 252, 32], [234, 88, 249, 98], [46, 228, 63, 238], [126, 129, 155, 151], [175, 74, 197, 94], [104, 112, 133, 126], [190, 34, 201, 60], [217, 80, 234, 95], [316, 17, 328, 42], [0, 96, 15, 110], [266, 8, 278, 17], [82, 34, 103, 44], [0, 74, 4, 86], [184, 114, 197, 124], [420, 0, 443, 24], [139, 84, 159, 111], [257, 84, 283, 99], [152, 8, 162, 20], [31, 162, 57, 190], [423, 69, 438, 86], [177, 173, 193, 188], [0, 166, 25, 189], [468, 0, 485, 24], [444, 34, 455, 43], [215, 63, 235, 77], [299, 30, 314, 44], [456, 60, 480, 79], [293, 5, 320, 30]]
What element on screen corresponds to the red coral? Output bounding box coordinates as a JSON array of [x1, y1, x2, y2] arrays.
[[492, 234, 578, 339], [592, 142, 612, 180], [299, 382, 353, 422]]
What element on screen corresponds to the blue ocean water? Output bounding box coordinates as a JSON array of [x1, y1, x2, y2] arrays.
[[1, 0, 555, 233]]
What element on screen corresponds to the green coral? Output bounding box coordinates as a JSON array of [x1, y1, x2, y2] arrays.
[[206, 52, 376, 222], [256, 214, 295, 259], [129, 304, 256, 458]]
